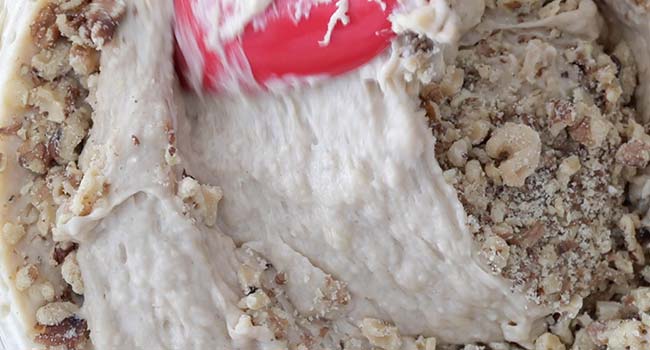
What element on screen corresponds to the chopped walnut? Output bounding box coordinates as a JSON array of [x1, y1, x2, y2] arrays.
[[50, 105, 92, 164], [439, 66, 464, 97], [18, 140, 52, 175], [596, 301, 624, 321], [556, 156, 581, 188], [612, 42, 638, 103], [178, 177, 223, 227], [59, 0, 89, 11], [31, 43, 71, 81], [616, 139, 650, 168], [513, 222, 545, 248], [35, 316, 89, 349], [5, 1, 126, 348], [426, 7, 636, 304], [69, 44, 100, 76], [594, 54, 623, 107], [316, 276, 350, 317], [56, 13, 92, 47], [619, 214, 645, 264], [520, 40, 557, 83], [588, 320, 650, 349], [70, 165, 107, 216], [165, 145, 179, 165], [30, 84, 68, 123], [414, 336, 437, 350], [2, 222, 27, 245], [630, 288, 650, 313], [448, 138, 471, 167], [36, 301, 79, 326], [534, 333, 565, 350], [61, 252, 84, 294], [36, 282, 56, 302], [47, 162, 84, 206], [490, 200, 507, 223], [0, 121, 21, 136], [497, 0, 525, 11], [568, 111, 611, 149], [55, 0, 126, 50], [15, 264, 40, 292], [238, 289, 271, 311], [485, 123, 541, 187], [31, 3, 60, 49], [85, 0, 127, 49], [547, 100, 578, 137], [51, 241, 79, 266], [261, 307, 290, 341], [237, 264, 262, 294], [274, 272, 287, 285], [463, 120, 491, 145], [541, 273, 562, 295], [360, 318, 402, 350], [37, 202, 56, 236], [232, 314, 275, 342], [479, 235, 510, 273]]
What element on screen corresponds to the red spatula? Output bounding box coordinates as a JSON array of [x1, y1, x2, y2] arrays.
[[174, 0, 399, 92]]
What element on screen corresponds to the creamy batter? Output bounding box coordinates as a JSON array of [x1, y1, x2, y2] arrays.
[[66, 0, 546, 348], [1, 0, 650, 350]]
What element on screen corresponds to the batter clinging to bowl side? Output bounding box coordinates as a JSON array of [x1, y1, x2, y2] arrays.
[[1, 1, 650, 350]]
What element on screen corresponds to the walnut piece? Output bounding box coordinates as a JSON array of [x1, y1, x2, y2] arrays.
[[630, 288, 650, 313], [86, 0, 127, 49], [11, 1, 126, 349], [50, 106, 92, 164], [35, 316, 89, 349], [448, 138, 471, 167], [485, 123, 541, 187], [547, 100, 578, 136], [2, 222, 26, 245], [238, 289, 271, 311], [37, 282, 56, 302], [30, 84, 68, 123], [15, 264, 40, 291], [69, 44, 100, 76], [30, 3, 60, 49], [36, 301, 79, 326], [31, 43, 71, 81], [479, 235, 510, 273], [616, 139, 650, 168], [556, 155, 581, 188], [520, 40, 557, 83], [178, 177, 223, 227], [415, 336, 437, 350], [18, 141, 52, 175], [568, 113, 611, 149], [588, 320, 650, 349], [70, 165, 107, 216], [360, 318, 402, 350], [51, 241, 79, 266], [534, 333, 566, 350], [61, 252, 84, 294], [59, 0, 89, 11]]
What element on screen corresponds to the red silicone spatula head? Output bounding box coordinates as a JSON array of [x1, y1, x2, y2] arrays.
[[174, 0, 399, 93]]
